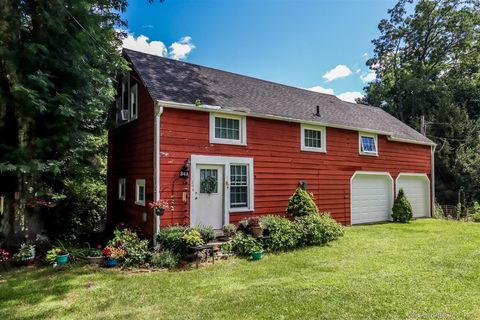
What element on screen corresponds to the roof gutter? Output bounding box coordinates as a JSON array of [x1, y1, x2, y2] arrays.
[[155, 99, 436, 147]]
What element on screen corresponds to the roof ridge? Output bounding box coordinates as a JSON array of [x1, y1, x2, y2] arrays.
[[123, 48, 347, 103]]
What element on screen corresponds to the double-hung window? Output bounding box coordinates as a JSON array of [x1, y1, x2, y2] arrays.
[[359, 133, 378, 156], [230, 164, 249, 209], [135, 179, 146, 206], [209, 113, 246, 145], [301, 124, 326, 152]]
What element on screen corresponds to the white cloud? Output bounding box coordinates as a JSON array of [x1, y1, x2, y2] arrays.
[[360, 70, 376, 83], [122, 33, 195, 61], [122, 34, 167, 57], [362, 53, 369, 61], [306, 85, 334, 95], [337, 91, 364, 103], [322, 65, 352, 82], [169, 36, 195, 60]]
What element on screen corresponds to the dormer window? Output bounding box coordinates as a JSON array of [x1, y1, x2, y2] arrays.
[[359, 132, 378, 156], [209, 113, 246, 145]]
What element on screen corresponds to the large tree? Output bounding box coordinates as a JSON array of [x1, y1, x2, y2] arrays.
[[0, 0, 128, 245], [361, 0, 480, 204]]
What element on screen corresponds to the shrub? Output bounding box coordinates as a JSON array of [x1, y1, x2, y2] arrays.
[[223, 232, 261, 256], [149, 247, 179, 269], [260, 215, 300, 252], [183, 230, 204, 247], [472, 213, 480, 222], [295, 213, 344, 246], [222, 224, 236, 236], [237, 219, 249, 234], [286, 188, 319, 217], [391, 189, 413, 223], [108, 228, 148, 267], [156, 225, 189, 255], [196, 226, 215, 243], [433, 202, 444, 219]]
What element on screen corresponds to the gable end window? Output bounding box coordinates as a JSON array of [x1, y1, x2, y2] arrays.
[[301, 124, 326, 152], [359, 133, 378, 156], [135, 179, 146, 206], [209, 113, 246, 145], [118, 178, 126, 201]]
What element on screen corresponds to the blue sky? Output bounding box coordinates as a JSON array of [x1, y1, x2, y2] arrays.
[[122, 0, 397, 102]]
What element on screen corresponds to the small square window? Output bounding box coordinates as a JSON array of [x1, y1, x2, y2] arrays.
[[301, 124, 326, 152], [135, 179, 146, 206], [359, 133, 378, 155], [118, 178, 126, 200]]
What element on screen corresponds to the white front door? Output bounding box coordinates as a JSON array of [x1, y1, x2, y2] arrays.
[[194, 164, 224, 229]]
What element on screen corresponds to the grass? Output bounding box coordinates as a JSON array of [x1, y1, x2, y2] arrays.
[[1, 219, 480, 320]]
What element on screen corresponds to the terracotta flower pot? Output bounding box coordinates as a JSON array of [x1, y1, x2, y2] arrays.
[[251, 226, 263, 238]]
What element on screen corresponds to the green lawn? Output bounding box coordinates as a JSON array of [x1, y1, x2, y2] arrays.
[[1, 219, 480, 320]]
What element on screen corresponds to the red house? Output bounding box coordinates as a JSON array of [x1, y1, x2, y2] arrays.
[[108, 49, 435, 239]]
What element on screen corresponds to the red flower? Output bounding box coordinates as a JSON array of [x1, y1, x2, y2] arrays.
[[97, 244, 102, 250]]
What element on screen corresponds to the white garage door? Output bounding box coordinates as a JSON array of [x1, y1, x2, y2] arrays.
[[351, 173, 393, 224], [396, 175, 430, 218]]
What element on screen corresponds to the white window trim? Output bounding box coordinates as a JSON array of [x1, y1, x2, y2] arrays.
[[190, 155, 254, 227], [359, 132, 378, 156], [209, 113, 247, 146], [301, 124, 327, 153], [130, 83, 138, 121], [135, 179, 146, 206], [118, 178, 126, 201]]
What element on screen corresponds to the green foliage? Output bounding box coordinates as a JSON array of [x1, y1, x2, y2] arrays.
[[456, 203, 463, 220], [471, 213, 480, 223], [46, 248, 66, 264], [156, 226, 189, 255], [433, 202, 444, 219], [223, 232, 262, 256], [12, 243, 35, 262], [109, 228, 148, 267], [196, 226, 215, 243], [222, 224, 236, 236], [237, 219, 250, 234], [149, 247, 179, 269], [296, 213, 345, 246], [286, 188, 319, 217], [182, 230, 204, 247], [0, 0, 128, 243], [392, 189, 413, 223], [260, 215, 300, 252], [361, 0, 480, 204]]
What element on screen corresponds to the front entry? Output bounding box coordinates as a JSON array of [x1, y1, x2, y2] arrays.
[[194, 164, 224, 229]]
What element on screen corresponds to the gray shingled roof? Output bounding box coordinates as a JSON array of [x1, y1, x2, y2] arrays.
[[124, 49, 433, 145]]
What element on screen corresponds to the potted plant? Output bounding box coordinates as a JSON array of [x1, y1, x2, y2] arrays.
[[250, 242, 264, 261], [103, 246, 126, 267], [248, 217, 263, 238], [0, 248, 10, 271], [86, 245, 104, 265], [149, 200, 173, 216], [12, 243, 35, 266], [222, 224, 236, 238], [46, 247, 69, 266]]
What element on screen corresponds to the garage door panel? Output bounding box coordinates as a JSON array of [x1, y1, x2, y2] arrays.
[[351, 173, 393, 224], [396, 175, 429, 218]]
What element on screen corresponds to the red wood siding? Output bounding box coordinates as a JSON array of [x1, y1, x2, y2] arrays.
[[159, 108, 432, 228], [107, 74, 155, 237]]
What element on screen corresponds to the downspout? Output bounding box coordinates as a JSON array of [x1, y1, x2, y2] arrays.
[[153, 102, 164, 244], [431, 145, 436, 217]]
